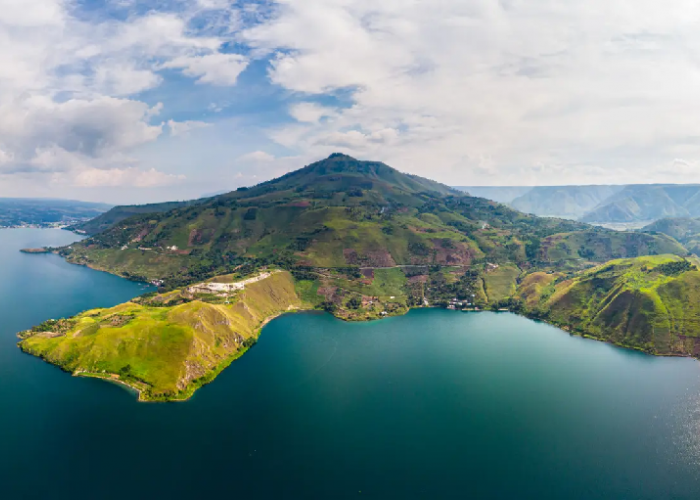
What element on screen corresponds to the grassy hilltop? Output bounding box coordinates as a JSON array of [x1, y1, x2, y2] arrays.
[[19, 271, 305, 401]]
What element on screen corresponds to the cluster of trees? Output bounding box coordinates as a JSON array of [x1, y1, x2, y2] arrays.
[[654, 260, 697, 276], [30, 318, 75, 334], [421, 268, 483, 306]]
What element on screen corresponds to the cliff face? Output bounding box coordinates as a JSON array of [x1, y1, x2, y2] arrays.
[[19, 271, 304, 401]]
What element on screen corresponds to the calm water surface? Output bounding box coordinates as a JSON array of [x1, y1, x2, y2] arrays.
[[2, 229, 700, 499]]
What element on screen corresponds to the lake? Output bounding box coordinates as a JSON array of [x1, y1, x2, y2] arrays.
[[2, 229, 700, 499]]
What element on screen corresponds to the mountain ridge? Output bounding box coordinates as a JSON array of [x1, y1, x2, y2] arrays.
[[55, 154, 685, 287], [457, 183, 700, 224]]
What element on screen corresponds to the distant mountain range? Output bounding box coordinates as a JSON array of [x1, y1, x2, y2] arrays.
[[453, 186, 533, 204], [69, 200, 200, 235], [0, 198, 111, 228], [455, 184, 700, 223]]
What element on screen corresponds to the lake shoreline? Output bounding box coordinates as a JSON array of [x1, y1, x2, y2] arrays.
[[24, 305, 696, 405], [17, 247, 700, 402]]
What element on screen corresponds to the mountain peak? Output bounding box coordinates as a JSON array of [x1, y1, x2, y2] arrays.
[[326, 152, 357, 161], [221, 154, 458, 205]]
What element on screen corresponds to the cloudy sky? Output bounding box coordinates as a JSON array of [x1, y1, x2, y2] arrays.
[[2, 0, 700, 203]]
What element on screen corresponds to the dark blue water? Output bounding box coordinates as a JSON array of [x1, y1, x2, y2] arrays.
[[2, 229, 700, 499]]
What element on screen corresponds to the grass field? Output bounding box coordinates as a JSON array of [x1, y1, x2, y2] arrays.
[[483, 265, 521, 302]]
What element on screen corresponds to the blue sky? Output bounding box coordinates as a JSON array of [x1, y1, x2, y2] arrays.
[[2, 0, 700, 203]]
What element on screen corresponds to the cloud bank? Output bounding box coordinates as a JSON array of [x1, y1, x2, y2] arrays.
[[5, 0, 700, 202], [0, 0, 247, 192], [242, 0, 700, 185]]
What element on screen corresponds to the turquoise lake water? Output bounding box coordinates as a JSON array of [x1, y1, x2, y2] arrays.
[[2, 228, 700, 499]]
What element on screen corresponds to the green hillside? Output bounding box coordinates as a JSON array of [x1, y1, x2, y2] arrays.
[[538, 230, 686, 264], [57, 154, 683, 287], [642, 217, 700, 255], [22, 252, 700, 403], [515, 255, 700, 356]]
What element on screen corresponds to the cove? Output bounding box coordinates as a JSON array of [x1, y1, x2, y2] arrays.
[[2, 229, 700, 499]]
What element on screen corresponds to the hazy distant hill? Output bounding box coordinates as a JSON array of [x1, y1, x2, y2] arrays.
[[453, 186, 532, 204], [510, 186, 624, 219], [0, 198, 110, 228], [69, 200, 201, 235], [453, 185, 624, 219], [581, 185, 700, 223], [454, 183, 700, 224]]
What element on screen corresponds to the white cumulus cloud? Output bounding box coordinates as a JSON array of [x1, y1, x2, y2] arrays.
[[242, 0, 700, 185], [168, 120, 211, 137], [0, 0, 247, 191], [162, 53, 249, 86], [72, 167, 185, 188]]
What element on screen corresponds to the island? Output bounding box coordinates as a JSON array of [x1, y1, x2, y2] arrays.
[[20, 248, 52, 254]]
